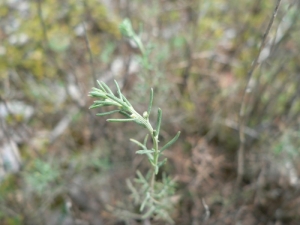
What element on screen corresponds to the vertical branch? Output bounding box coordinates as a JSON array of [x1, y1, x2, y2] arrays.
[[201, 198, 210, 221], [236, 0, 282, 187], [81, 1, 97, 86], [180, 40, 191, 93], [37, 0, 49, 53]]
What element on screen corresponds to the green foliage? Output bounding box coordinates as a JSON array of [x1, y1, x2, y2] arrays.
[[1, 1, 300, 224], [119, 18, 150, 68], [24, 159, 60, 195], [90, 81, 180, 223], [100, 42, 116, 63]]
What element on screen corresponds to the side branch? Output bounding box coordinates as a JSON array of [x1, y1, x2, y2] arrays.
[[236, 0, 282, 187]]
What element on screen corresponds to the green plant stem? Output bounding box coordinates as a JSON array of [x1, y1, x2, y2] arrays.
[[130, 108, 159, 199], [150, 133, 159, 194], [128, 107, 160, 206], [90, 80, 179, 222], [133, 36, 146, 56]]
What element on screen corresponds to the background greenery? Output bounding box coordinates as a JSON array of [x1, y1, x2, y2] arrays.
[[0, 0, 300, 224]]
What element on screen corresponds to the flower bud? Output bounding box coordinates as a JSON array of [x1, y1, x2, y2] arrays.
[[143, 111, 148, 118]]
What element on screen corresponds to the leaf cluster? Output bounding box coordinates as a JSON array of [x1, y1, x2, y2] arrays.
[[89, 80, 180, 172], [89, 80, 180, 223], [127, 171, 176, 224]]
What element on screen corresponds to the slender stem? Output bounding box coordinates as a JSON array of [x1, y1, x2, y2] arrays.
[[129, 108, 159, 200], [133, 36, 146, 56], [82, 1, 97, 86], [90, 83, 174, 220], [236, 0, 282, 187], [150, 134, 159, 192]]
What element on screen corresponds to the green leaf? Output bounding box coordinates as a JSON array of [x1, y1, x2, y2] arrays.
[[126, 179, 139, 203], [93, 100, 120, 107], [100, 81, 114, 95], [121, 93, 132, 106], [136, 170, 146, 181], [134, 178, 145, 184], [130, 139, 146, 149], [135, 171, 149, 185], [107, 118, 136, 122], [119, 18, 135, 38], [148, 158, 155, 166], [96, 110, 120, 116], [141, 206, 156, 219], [143, 134, 148, 146], [89, 91, 106, 98], [156, 108, 162, 137], [136, 149, 154, 154], [158, 158, 167, 168], [160, 131, 181, 152], [119, 110, 132, 118], [114, 80, 123, 101], [147, 88, 154, 116], [155, 165, 159, 174], [89, 104, 104, 109], [106, 93, 126, 107], [140, 192, 150, 211], [97, 80, 106, 92], [147, 154, 154, 161]]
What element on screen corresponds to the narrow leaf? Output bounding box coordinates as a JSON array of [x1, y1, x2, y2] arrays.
[[114, 80, 123, 101], [93, 100, 107, 103], [96, 80, 106, 92], [143, 134, 148, 146], [91, 87, 106, 95], [130, 139, 146, 149], [106, 93, 126, 106], [93, 100, 121, 107], [96, 110, 119, 116], [89, 91, 106, 98], [147, 88, 154, 116], [155, 165, 159, 175], [136, 170, 146, 182], [148, 158, 155, 166], [134, 178, 145, 184], [107, 118, 136, 122], [140, 192, 150, 211], [160, 131, 181, 152], [121, 93, 132, 106], [91, 87, 106, 96], [89, 104, 104, 109], [156, 108, 162, 136], [126, 179, 139, 203], [158, 158, 167, 168], [147, 153, 154, 161], [136, 149, 154, 154], [100, 81, 114, 95], [145, 171, 152, 180], [141, 206, 156, 219], [119, 110, 132, 118]]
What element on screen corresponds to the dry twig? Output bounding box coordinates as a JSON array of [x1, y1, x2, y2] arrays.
[[236, 0, 282, 187]]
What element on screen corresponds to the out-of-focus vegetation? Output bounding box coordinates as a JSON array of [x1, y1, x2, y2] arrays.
[[0, 0, 300, 224], [89, 77, 180, 224]]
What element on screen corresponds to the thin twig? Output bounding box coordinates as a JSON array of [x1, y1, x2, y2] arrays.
[[82, 1, 97, 86], [236, 0, 282, 187], [37, 0, 49, 48], [201, 198, 210, 221]]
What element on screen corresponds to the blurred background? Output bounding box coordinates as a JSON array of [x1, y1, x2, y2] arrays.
[[1, 0, 300, 224]]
